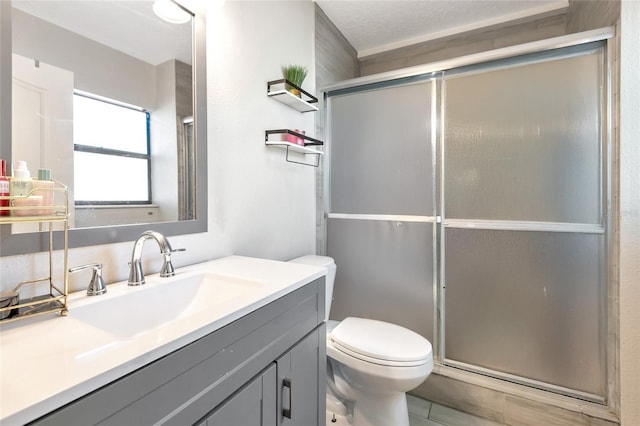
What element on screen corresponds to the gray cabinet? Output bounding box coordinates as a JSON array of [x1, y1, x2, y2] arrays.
[[277, 328, 324, 426], [204, 364, 277, 426], [203, 325, 325, 426], [29, 278, 326, 426]]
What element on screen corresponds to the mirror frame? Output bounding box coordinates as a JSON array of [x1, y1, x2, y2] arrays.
[[0, 0, 207, 256]]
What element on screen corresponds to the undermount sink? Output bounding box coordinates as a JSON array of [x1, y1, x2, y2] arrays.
[[70, 271, 265, 339]]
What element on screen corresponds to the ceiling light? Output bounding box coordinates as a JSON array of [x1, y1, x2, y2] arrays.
[[153, 0, 191, 24]]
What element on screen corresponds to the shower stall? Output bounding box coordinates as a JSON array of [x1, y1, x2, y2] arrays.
[[323, 32, 612, 403]]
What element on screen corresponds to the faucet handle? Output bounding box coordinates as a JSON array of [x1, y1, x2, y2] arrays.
[[160, 248, 186, 278], [69, 263, 107, 296]]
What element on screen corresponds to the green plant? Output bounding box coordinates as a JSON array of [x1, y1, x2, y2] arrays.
[[282, 65, 308, 92]]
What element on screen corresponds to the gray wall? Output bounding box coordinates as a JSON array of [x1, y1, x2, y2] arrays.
[[567, 0, 620, 34], [314, 3, 359, 256], [314, 4, 359, 89], [358, 0, 620, 77]]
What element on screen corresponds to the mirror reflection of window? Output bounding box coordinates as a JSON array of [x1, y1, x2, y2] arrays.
[[73, 92, 151, 204]]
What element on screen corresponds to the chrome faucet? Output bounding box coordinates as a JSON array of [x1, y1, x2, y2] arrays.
[[128, 230, 185, 286], [69, 263, 107, 295]]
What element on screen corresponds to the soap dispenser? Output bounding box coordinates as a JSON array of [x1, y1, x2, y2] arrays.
[[10, 160, 39, 216], [10, 160, 32, 197]]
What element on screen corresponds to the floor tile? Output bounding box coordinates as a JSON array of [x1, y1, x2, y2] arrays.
[[408, 393, 432, 419], [429, 403, 505, 426], [410, 413, 446, 426]]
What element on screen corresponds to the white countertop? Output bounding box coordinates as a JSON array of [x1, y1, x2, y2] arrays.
[[0, 256, 325, 426]]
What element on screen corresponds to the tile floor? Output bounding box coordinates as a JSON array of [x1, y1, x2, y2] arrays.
[[325, 394, 504, 426], [408, 395, 504, 426]]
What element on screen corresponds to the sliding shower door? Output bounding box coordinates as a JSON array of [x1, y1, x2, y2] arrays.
[[327, 80, 437, 342], [441, 44, 607, 400], [325, 40, 609, 402]]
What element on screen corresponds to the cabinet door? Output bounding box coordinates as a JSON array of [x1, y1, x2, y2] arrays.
[[277, 327, 325, 426], [205, 364, 277, 426]]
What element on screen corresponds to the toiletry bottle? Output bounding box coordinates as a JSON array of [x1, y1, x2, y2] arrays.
[[10, 160, 32, 196], [33, 168, 54, 215], [0, 160, 9, 216], [286, 129, 299, 144], [10, 160, 36, 216]]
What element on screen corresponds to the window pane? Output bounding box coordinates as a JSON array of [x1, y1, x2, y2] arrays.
[[74, 95, 148, 154], [74, 152, 149, 202], [443, 49, 603, 223], [444, 228, 606, 396]]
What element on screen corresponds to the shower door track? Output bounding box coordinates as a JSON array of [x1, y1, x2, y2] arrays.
[[443, 358, 606, 404]]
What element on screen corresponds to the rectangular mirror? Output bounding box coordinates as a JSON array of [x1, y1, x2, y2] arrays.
[[0, 0, 207, 256]]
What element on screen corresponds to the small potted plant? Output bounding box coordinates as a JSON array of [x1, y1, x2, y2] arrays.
[[282, 65, 307, 97]]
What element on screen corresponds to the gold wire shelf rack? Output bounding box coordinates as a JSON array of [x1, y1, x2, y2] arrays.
[[0, 181, 69, 323]]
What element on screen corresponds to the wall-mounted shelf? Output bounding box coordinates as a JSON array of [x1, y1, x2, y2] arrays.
[[265, 129, 324, 167], [267, 79, 318, 113], [0, 181, 69, 323]]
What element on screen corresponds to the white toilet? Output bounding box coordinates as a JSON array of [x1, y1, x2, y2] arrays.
[[289, 255, 434, 426]]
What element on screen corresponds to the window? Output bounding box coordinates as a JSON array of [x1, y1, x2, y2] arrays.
[[73, 92, 151, 204]]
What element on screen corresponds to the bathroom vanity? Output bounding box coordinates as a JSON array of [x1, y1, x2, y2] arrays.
[[0, 256, 326, 426]]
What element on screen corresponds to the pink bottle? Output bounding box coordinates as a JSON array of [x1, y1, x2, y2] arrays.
[[286, 129, 298, 144], [0, 160, 9, 216]]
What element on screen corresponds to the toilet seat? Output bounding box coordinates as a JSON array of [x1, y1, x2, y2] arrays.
[[329, 317, 432, 367]]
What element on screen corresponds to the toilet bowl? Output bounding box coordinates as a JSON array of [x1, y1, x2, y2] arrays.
[[289, 255, 433, 426]]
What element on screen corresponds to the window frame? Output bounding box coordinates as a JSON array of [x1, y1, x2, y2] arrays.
[[72, 91, 152, 205]]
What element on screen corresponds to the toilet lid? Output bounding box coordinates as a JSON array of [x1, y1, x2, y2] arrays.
[[329, 317, 432, 365]]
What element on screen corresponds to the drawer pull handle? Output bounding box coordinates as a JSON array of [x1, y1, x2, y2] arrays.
[[283, 378, 292, 419]]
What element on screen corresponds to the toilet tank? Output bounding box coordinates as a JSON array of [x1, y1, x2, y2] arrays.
[[289, 255, 336, 322]]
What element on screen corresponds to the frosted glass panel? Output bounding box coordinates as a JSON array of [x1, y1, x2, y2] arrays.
[[444, 50, 602, 223], [444, 228, 605, 396], [330, 82, 433, 215], [327, 218, 434, 342]]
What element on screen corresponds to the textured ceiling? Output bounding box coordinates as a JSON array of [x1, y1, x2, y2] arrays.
[[14, 0, 569, 64], [315, 0, 569, 58]]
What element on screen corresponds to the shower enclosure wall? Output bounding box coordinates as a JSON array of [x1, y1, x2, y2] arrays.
[[323, 34, 611, 404]]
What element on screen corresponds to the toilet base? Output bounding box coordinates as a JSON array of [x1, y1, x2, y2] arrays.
[[350, 389, 409, 426]]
